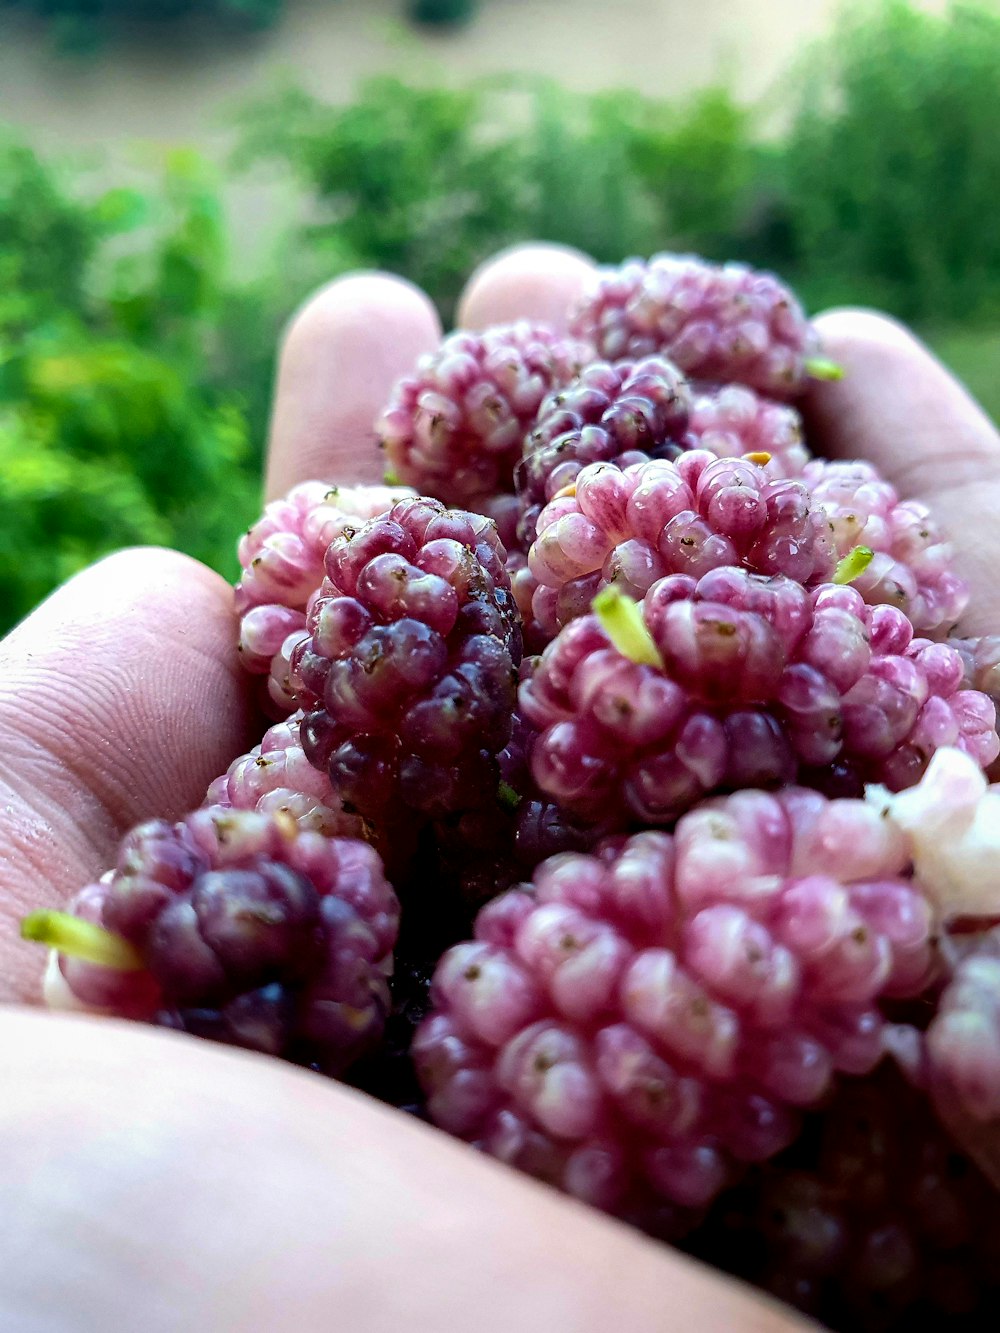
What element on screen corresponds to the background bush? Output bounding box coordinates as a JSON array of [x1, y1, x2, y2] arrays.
[[0, 141, 265, 629], [2, 1, 999, 636]]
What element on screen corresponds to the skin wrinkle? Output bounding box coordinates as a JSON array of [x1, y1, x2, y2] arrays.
[[895, 452, 1000, 499], [0, 549, 256, 1003], [3, 553, 252, 825], [807, 310, 1000, 496]]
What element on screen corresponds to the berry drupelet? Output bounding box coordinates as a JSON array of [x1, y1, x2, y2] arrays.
[[25, 807, 399, 1077], [377, 322, 589, 507], [520, 575, 997, 825], [290, 498, 522, 824], [413, 787, 937, 1219], [569, 254, 827, 399]]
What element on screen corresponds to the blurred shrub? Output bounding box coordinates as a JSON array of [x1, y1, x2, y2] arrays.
[[0, 140, 264, 634], [6, 2, 1000, 629], [237, 3, 1000, 326], [235, 76, 759, 319], [778, 0, 1000, 320]]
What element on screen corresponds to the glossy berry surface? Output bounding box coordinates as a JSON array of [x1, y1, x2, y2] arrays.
[[292, 498, 522, 823], [414, 789, 936, 1219], [527, 453, 838, 635], [570, 254, 819, 398], [53, 808, 399, 1076], [205, 711, 366, 839], [378, 323, 589, 506], [235, 481, 412, 713], [522, 571, 997, 823], [515, 356, 692, 547]]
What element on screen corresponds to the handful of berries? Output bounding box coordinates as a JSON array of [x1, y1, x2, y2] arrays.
[[22, 254, 1000, 1332]]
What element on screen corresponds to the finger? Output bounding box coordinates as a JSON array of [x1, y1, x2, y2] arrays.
[[457, 243, 597, 334], [805, 309, 1000, 634], [0, 548, 258, 1004], [266, 273, 442, 500], [0, 1009, 806, 1333]]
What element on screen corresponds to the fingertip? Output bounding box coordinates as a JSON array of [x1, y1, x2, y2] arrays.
[[806, 305, 1000, 482], [2, 545, 235, 657], [266, 271, 442, 499], [812, 306, 923, 355], [457, 243, 597, 334]]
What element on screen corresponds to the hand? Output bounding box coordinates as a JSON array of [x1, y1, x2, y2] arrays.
[[2, 245, 998, 1330]]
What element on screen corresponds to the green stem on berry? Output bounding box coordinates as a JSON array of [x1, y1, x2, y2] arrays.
[[382, 469, 403, 487], [833, 545, 875, 585], [805, 355, 845, 382], [593, 587, 665, 669], [20, 911, 143, 971], [498, 781, 522, 812]]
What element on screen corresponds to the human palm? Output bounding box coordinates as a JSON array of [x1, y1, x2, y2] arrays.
[[2, 245, 999, 1329]]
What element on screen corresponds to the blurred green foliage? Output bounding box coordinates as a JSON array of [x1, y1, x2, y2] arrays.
[[238, 2, 1000, 325], [0, 141, 263, 631], [780, 0, 1000, 320], [2, 1, 1000, 635]]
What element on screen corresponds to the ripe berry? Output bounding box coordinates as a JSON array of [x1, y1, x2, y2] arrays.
[[26, 808, 399, 1076]]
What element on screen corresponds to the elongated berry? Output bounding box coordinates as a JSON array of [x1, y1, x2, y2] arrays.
[[377, 323, 589, 506], [236, 481, 413, 713], [414, 789, 935, 1220], [520, 575, 997, 824], [570, 254, 824, 398], [28, 808, 399, 1076], [290, 498, 521, 823], [527, 453, 838, 634]]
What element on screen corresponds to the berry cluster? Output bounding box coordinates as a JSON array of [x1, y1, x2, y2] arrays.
[[569, 254, 822, 398], [27, 807, 399, 1075], [289, 496, 521, 824], [687, 1065, 1000, 1332], [378, 322, 589, 507], [521, 575, 996, 822], [414, 790, 936, 1220], [236, 481, 414, 713], [22, 252, 1000, 1332]]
